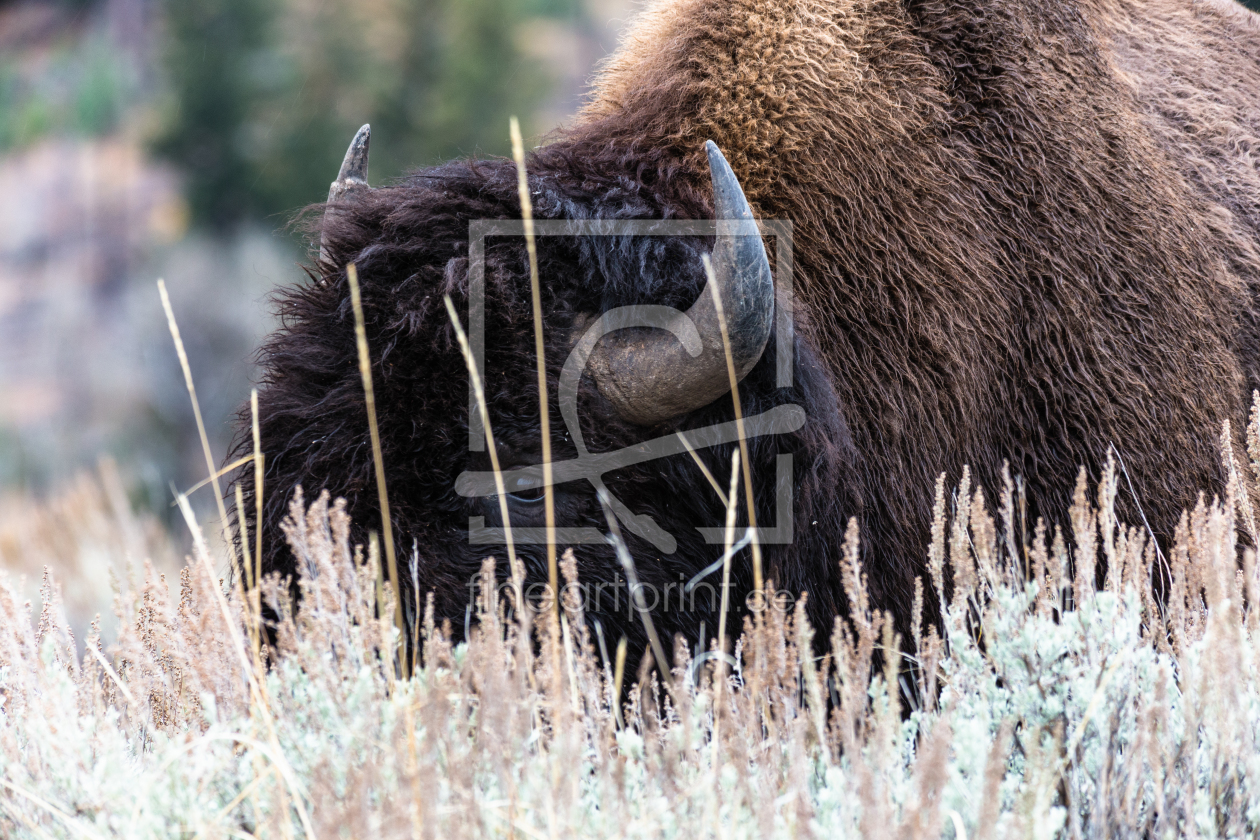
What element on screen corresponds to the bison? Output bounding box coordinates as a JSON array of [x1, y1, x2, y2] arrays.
[[237, 0, 1260, 657]]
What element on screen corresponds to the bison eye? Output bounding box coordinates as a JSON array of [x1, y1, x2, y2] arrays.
[[506, 477, 546, 504]]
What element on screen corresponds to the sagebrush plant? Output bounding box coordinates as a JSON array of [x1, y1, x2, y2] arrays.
[[0, 459, 179, 641], [7, 396, 1260, 838]]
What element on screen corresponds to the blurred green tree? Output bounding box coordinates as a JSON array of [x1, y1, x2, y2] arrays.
[[154, 0, 550, 230], [151, 0, 275, 229], [0, 34, 131, 150]]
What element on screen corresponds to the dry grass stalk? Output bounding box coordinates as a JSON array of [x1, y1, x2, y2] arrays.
[[509, 118, 559, 631]]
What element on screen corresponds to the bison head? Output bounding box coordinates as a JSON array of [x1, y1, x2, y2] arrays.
[[239, 126, 866, 660]]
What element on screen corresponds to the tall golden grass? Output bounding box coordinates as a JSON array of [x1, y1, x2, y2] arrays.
[[0, 458, 179, 641]]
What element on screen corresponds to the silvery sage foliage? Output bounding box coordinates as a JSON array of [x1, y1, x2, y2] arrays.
[[1, 459, 1259, 838]]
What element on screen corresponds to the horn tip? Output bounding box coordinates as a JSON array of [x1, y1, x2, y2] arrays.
[[705, 140, 753, 222], [337, 124, 371, 183], [704, 139, 724, 166]]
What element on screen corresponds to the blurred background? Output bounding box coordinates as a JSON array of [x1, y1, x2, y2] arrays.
[[0, 0, 634, 632]]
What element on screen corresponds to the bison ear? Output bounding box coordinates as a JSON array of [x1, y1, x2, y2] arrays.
[[319, 124, 372, 264], [582, 140, 774, 426]]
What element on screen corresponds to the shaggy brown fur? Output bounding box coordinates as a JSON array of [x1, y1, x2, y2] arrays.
[[564, 0, 1260, 610], [239, 0, 1260, 653]]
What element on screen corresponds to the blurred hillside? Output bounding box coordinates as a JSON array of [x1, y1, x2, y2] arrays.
[[0, 0, 635, 519]]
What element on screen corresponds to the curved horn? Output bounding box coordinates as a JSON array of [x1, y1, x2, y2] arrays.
[[586, 141, 774, 425], [319, 124, 371, 262]]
